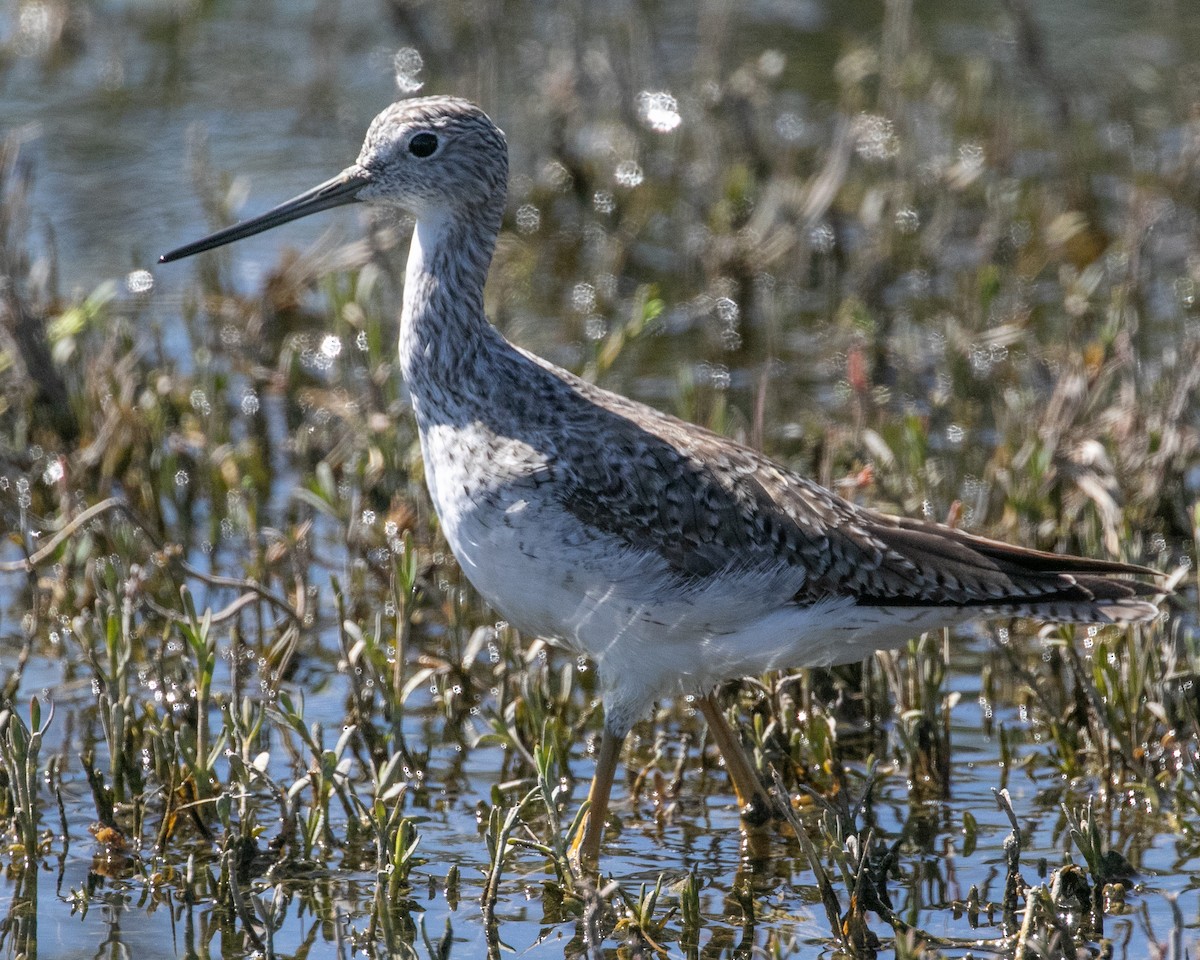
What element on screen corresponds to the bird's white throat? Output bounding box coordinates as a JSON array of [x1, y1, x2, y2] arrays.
[[404, 211, 450, 297]]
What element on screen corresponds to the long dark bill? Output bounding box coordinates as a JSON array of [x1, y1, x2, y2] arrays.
[[159, 167, 370, 264]]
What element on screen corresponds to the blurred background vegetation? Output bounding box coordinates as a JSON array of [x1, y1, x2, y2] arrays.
[[1, 0, 1199, 957]]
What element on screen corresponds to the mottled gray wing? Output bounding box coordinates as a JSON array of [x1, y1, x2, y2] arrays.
[[552, 371, 1157, 613]]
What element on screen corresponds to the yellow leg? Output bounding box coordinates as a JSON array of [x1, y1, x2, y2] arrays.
[[569, 726, 622, 869], [696, 691, 774, 825]]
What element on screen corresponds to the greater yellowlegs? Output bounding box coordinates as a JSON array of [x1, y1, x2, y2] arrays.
[[161, 96, 1162, 865]]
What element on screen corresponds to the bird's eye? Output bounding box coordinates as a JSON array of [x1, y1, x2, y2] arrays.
[[408, 132, 439, 158]]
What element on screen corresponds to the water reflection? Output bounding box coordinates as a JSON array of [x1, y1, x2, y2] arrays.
[[2, 866, 38, 959]]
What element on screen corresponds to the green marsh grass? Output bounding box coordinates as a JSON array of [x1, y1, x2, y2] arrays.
[[2, 3, 1200, 957]]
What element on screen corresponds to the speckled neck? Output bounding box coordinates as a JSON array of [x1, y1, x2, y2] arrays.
[[398, 199, 507, 412]]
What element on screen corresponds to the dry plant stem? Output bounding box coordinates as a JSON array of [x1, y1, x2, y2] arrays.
[[1011, 885, 1044, 960], [778, 788, 847, 944], [0, 496, 129, 571], [695, 691, 774, 820], [0, 495, 300, 624]]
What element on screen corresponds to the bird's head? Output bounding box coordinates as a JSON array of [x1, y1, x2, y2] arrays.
[[160, 96, 508, 264]]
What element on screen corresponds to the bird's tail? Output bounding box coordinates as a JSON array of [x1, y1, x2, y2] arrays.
[[869, 516, 1167, 624]]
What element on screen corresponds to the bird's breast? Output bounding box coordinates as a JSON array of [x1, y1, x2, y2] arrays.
[[417, 419, 582, 634]]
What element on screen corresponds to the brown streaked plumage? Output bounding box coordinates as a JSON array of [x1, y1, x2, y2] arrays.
[[161, 96, 1164, 866]]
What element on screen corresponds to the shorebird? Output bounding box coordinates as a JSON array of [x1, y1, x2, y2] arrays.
[[161, 96, 1162, 865]]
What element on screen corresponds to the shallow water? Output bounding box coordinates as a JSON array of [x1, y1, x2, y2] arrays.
[[3, 0, 1200, 957]]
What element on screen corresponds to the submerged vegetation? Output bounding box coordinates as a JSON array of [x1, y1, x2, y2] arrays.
[[2, 0, 1200, 957]]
